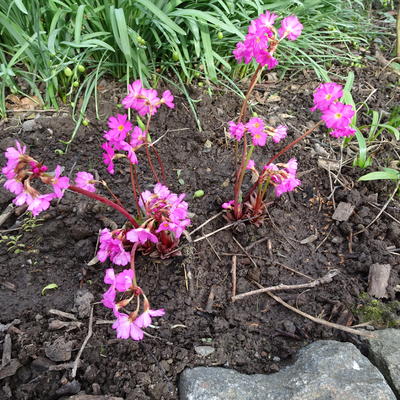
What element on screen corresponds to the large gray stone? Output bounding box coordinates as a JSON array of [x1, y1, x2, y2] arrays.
[[367, 328, 400, 397], [180, 340, 395, 400]]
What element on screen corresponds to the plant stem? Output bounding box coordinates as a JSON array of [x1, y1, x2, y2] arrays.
[[68, 185, 139, 228], [266, 120, 324, 166], [238, 64, 263, 123], [144, 115, 160, 182], [130, 242, 139, 287], [150, 145, 166, 184], [129, 164, 142, 217]]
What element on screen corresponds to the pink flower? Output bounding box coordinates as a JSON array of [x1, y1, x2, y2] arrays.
[[311, 82, 343, 112], [222, 200, 235, 209], [278, 15, 303, 40], [126, 228, 158, 244], [135, 308, 165, 328], [122, 80, 146, 111], [75, 171, 96, 192], [268, 125, 287, 143], [254, 11, 278, 30], [329, 127, 356, 138], [102, 143, 115, 174], [284, 158, 298, 175], [233, 42, 251, 64], [138, 89, 161, 116], [97, 229, 130, 266], [51, 165, 70, 198], [251, 131, 267, 146], [107, 114, 132, 138], [112, 313, 144, 340], [161, 90, 174, 108], [275, 175, 301, 197], [228, 121, 246, 141], [254, 49, 278, 69], [246, 118, 265, 136], [4, 178, 23, 195], [2, 141, 28, 178], [27, 193, 55, 216], [129, 126, 146, 148], [322, 102, 355, 129], [102, 285, 116, 309], [246, 159, 255, 170]]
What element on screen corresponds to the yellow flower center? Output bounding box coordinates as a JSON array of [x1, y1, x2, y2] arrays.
[[335, 113, 342, 119], [325, 94, 332, 100], [254, 123, 260, 128], [118, 125, 124, 131]]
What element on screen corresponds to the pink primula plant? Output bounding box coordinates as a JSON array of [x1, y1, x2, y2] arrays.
[[2, 81, 189, 341], [223, 12, 355, 224]]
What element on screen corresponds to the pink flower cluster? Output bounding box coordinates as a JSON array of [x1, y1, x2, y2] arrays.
[[140, 183, 190, 239], [102, 268, 164, 340], [96, 183, 190, 264], [262, 158, 301, 197], [2, 141, 97, 216], [233, 11, 303, 68], [228, 119, 287, 146], [311, 82, 355, 138], [102, 114, 146, 174], [122, 80, 174, 116]]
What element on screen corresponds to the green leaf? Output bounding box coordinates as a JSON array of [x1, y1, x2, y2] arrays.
[[14, 0, 28, 15], [358, 169, 400, 181], [41, 283, 59, 296], [135, 0, 186, 36], [74, 5, 86, 45]]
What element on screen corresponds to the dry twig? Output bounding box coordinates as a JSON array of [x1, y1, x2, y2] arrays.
[[231, 255, 237, 299], [71, 305, 94, 378], [251, 281, 374, 338], [232, 270, 339, 302]]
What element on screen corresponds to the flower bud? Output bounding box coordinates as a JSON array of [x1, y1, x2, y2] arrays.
[[82, 119, 90, 127], [63, 67, 73, 77], [172, 51, 179, 61], [77, 64, 85, 73], [217, 31, 224, 39], [72, 81, 79, 87]]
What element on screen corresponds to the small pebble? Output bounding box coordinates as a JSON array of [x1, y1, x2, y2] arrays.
[[194, 346, 215, 357]]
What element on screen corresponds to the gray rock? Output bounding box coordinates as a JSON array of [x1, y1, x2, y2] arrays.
[[22, 119, 39, 132], [64, 395, 124, 400], [367, 328, 400, 397], [194, 346, 215, 357], [31, 357, 55, 373], [44, 337, 73, 362], [73, 289, 94, 318], [56, 380, 81, 396], [180, 340, 395, 400]]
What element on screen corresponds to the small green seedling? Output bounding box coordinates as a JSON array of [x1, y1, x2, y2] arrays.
[[41, 283, 59, 296], [176, 169, 184, 185], [193, 190, 205, 198]]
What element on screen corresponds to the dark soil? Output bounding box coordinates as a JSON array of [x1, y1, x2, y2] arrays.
[[0, 59, 399, 400]]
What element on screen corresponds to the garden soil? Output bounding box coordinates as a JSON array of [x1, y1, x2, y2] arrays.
[[0, 62, 399, 399]]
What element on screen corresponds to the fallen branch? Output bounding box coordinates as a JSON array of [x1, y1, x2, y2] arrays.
[[232, 270, 339, 302]]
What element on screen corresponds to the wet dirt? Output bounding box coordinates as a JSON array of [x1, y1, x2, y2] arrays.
[[0, 60, 399, 399]]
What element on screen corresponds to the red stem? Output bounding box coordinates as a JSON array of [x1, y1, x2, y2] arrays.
[[151, 145, 166, 184], [129, 164, 141, 217], [68, 185, 139, 228]]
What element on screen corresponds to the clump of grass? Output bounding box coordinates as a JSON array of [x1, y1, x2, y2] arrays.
[[0, 0, 390, 139]]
